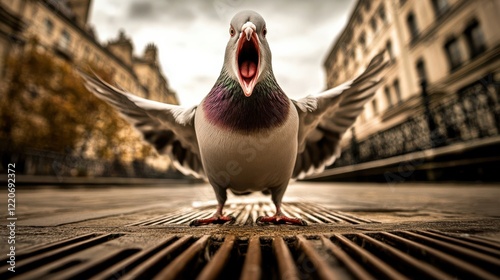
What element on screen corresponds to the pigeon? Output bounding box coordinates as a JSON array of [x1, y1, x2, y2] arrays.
[[80, 10, 387, 226]]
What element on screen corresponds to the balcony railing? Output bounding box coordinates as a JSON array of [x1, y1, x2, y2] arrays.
[[329, 74, 500, 169]]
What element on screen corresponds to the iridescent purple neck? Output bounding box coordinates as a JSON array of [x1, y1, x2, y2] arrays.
[[203, 72, 290, 133]]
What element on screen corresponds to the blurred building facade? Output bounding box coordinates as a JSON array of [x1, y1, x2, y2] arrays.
[[0, 0, 180, 177], [319, 0, 500, 181], [0, 0, 178, 104]]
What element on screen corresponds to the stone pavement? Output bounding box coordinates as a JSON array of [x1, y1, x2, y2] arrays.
[[1, 180, 499, 279], [2, 181, 500, 247]]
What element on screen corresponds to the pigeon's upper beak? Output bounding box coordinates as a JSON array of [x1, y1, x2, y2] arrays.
[[236, 22, 260, 97]]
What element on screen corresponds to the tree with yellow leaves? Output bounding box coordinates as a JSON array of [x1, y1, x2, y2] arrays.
[[0, 38, 160, 176]]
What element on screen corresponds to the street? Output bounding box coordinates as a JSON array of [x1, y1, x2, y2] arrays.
[[1, 180, 499, 279]]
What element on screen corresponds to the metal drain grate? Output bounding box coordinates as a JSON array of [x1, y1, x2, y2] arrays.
[[2, 230, 498, 279], [128, 202, 377, 226]]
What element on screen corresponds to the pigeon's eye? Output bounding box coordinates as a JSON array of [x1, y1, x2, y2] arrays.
[[229, 27, 235, 37], [263, 27, 267, 37]]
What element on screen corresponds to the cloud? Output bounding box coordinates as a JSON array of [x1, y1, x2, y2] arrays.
[[128, 2, 153, 19], [89, 0, 356, 106]]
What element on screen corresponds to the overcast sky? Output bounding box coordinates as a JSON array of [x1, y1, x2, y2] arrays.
[[89, 0, 355, 106]]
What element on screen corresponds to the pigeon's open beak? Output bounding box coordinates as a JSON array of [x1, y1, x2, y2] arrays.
[[236, 22, 260, 97]]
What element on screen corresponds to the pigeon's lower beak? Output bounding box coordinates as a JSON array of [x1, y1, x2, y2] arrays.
[[236, 24, 260, 97]]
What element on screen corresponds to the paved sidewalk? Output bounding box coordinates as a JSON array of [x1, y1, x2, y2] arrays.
[[1, 181, 499, 279]]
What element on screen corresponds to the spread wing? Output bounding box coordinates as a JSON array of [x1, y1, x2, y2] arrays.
[[80, 72, 205, 179], [292, 51, 388, 179]]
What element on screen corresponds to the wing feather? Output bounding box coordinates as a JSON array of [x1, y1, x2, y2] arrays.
[[80, 71, 205, 179], [292, 51, 388, 179]]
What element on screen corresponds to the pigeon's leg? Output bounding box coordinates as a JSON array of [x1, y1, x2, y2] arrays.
[[256, 185, 308, 226], [189, 186, 235, 226]]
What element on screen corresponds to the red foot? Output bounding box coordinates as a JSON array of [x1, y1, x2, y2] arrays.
[[256, 215, 308, 226], [189, 215, 235, 226]]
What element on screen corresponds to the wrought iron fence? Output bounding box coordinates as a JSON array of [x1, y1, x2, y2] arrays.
[[330, 74, 500, 169]]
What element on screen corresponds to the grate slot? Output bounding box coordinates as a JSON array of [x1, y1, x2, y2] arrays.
[[89, 235, 178, 280], [123, 235, 193, 279], [127, 208, 185, 226], [428, 230, 500, 251], [395, 231, 500, 272], [472, 235, 500, 244], [250, 207, 260, 225], [235, 204, 254, 225], [16, 245, 130, 280], [168, 210, 209, 225], [241, 236, 262, 280], [353, 233, 452, 279], [303, 203, 366, 224], [302, 203, 345, 223], [421, 230, 500, 258], [461, 235, 500, 250], [197, 235, 236, 280], [231, 204, 247, 221], [0, 233, 99, 264], [273, 237, 299, 279], [152, 235, 211, 280], [320, 236, 374, 280], [294, 204, 337, 223], [0, 233, 123, 279], [49, 260, 84, 275], [331, 234, 408, 279], [296, 235, 341, 279], [330, 212, 364, 224], [378, 232, 498, 279], [174, 210, 214, 225], [263, 203, 275, 217], [49, 248, 140, 279], [287, 204, 324, 224], [150, 214, 188, 225], [256, 203, 266, 220]]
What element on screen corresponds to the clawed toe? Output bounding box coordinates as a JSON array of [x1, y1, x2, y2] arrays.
[[189, 214, 235, 227]]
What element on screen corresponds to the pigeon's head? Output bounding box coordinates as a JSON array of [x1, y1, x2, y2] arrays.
[[224, 10, 272, 97]]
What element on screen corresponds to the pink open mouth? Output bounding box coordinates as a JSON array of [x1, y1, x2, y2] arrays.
[[237, 33, 260, 97]]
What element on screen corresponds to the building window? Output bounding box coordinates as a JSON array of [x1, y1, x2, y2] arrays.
[[393, 79, 402, 103], [406, 12, 419, 41], [83, 46, 90, 59], [464, 20, 486, 58], [379, 5, 387, 23], [384, 86, 393, 107], [59, 30, 71, 50], [431, 0, 448, 17], [44, 18, 53, 35], [444, 37, 463, 71], [416, 58, 427, 82], [359, 32, 366, 48], [356, 14, 363, 24], [370, 18, 378, 33], [372, 99, 378, 115], [364, 0, 371, 11], [386, 40, 394, 62], [94, 53, 101, 64]]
